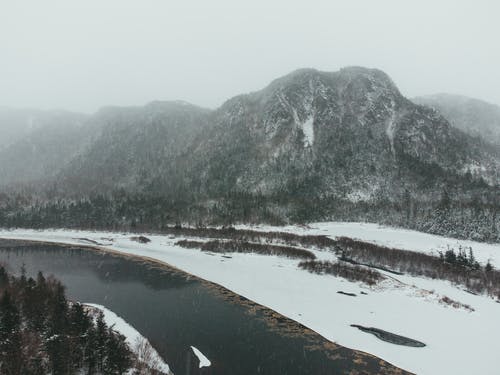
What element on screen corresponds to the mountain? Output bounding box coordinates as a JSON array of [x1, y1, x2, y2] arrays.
[[0, 108, 89, 187], [183, 67, 498, 200], [58, 101, 210, 195], [60, 67, 498, 199], [0, 107, 45, 150], [413, 93, 500, 145], [0, 67, 498, 240], [0, 108, 87, 150]]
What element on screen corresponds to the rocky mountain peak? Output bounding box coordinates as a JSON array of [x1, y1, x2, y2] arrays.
[[1, 66, 498, 199]]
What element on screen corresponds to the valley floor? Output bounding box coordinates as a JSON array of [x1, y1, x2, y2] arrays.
[[0, 222, 499, 375]]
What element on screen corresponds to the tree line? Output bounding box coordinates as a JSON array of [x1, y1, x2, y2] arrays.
[[0, 184, 497, 243], [176, 239, 316, 260], [0, 266, 133, 374], [336, 237, 500, 299]]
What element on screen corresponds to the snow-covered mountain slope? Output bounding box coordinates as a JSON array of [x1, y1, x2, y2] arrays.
[[1, 67, 498, 242], [2, 68, 498, 194], [0, 108, 88, 187], [0, 107, 87, 151], [1, 223, 499, 375], [58, 101, 211, 195], [414, 93, 500, 146], [186, 67, 498, 198]]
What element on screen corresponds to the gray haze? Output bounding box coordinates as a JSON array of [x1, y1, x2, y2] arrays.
[[1, 0, 499, 113]]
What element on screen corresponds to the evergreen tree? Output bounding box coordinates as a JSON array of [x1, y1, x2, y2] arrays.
[[0, 266, 8, 287], [103, 329, 132, 375], [485, 260, 494, 272], [95, 311, 108, 371], [84, 325, 98, 375], [0, 290, 23, 374]]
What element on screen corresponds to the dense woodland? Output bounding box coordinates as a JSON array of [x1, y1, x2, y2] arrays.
[[0, 183, 497, 242], [0, 266, 133, 374]]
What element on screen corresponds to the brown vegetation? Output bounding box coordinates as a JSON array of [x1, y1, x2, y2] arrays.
[[298, 260, 383, 286], [165, 226, 337, 249], [336, 237, 500, 299], [130, 236, 151, 244], [176, 239, 316, 260], [439, 296, 474, 312]]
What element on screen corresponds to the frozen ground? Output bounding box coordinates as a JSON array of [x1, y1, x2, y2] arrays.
[[237, 221, 500, 268], [0, 223, 499, 375], [85, 303, 171, 375]]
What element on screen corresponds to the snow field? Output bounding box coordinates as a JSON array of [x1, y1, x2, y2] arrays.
[[1, 223, 499, 375]]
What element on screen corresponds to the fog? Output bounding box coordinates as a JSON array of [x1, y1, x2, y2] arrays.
[[1, 0, 499, 113]]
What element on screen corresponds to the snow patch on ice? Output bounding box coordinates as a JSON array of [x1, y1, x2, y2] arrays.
[[190, 346, 211, 368]]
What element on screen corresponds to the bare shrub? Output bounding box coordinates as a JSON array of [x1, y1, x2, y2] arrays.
[[130, 236, 151, 244], [166, 226, 337, 249], [336, 237, 500, 298], [133, 338, 169, 374], [439, 296, 474, 312], [176, 239, 316, 260], [298, 260, 383, 285]]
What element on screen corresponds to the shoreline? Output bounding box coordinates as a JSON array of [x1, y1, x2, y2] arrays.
[[0, 237, 411, 374]]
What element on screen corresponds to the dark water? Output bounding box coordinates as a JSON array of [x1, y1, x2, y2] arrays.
[[0, 241, 401, 375]]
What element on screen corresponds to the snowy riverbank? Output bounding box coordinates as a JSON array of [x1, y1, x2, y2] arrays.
[[0, 223, 499, 375], [84, 303, 172, 375]]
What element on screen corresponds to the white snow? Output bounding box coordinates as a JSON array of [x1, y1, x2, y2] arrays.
[[190, 346, 211, 368], [301, 115, 314, 147], [462, 162, 487, 174], [84, 303, 171, 374], [1, 224, 499, 375], [385, 99, 397, 155], [345, 190, 372, 203], [238, 221, 500, 268]]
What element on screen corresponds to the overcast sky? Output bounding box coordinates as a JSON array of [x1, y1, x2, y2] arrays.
[[1, 0, 499, 113]]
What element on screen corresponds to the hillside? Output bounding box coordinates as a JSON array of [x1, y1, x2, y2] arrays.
[[182, 67, 497, 198], [413, 93, 500, 145], [0, 68, 498, 241], [0, 109, 88, 187]]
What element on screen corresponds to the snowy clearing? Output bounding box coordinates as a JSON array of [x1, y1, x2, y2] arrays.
[[0, 223, 499, 375]]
